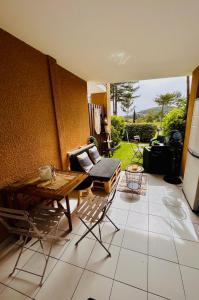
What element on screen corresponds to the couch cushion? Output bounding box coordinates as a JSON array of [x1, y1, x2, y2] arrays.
[[69, 144, 95, 172], [88, 146, 101, 164], [77, 152, 93, 172], [89, 158, 121, 181]]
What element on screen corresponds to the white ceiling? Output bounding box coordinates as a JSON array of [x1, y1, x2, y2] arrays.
[[0, 0, 199, 82]]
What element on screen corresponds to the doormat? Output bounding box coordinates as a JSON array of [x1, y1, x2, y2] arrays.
[[117, 174, 147, 195]]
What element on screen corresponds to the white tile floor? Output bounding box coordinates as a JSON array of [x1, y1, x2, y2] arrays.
[[1, 173, 199, 299]]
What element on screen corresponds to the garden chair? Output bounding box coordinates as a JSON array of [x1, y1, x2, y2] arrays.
[[0, 205, 69, 286], [132, 135, 143, 162], [75, 182, 120, 257]]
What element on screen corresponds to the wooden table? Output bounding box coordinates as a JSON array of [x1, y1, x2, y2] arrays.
[[4, 170, 88, 232]]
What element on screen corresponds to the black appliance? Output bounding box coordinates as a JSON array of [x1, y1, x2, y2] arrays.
[[143, 145, 170, 174], [163, 130, 183, 184], [143, 130, 183, 183]]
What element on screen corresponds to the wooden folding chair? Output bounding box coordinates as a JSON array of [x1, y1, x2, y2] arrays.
[[75, 183, 120, 257], [0, 205, 69, 286]]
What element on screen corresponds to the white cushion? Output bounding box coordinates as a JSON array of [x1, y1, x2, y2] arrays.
[[89, 146, 101, 164], [77, 152, 93, 172]]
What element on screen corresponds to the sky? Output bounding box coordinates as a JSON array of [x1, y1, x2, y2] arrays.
[[116, 76, 187, 115]]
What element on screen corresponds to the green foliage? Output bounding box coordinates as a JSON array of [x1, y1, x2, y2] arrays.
[[155, 92, 177, 107], [125, 123, 157, 142], [111, 116, 126, 146], [171, 91, 187, 109], [135, 107, 169, 123], [144, 111, 157, 122], [88, 136, 98, 147], [162, 108, 186, 136], [154, 91, 186, 121], [111, 126, 121, 147], [111, 116, 125, 136]]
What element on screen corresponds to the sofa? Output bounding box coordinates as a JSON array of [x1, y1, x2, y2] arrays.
[[68, 144, 121, 193]]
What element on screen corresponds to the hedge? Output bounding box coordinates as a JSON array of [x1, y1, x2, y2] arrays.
[[124, 123, 157, 142]]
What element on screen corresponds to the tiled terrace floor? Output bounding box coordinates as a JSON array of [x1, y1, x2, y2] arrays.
[[0, 174, 199, 300]]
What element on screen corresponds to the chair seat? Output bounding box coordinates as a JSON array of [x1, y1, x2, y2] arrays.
[[77, 195, 107, 223], [14, 206, 65, 235], [0, 205, 69, 286]]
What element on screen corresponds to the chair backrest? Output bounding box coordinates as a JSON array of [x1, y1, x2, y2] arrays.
[[0, 207, 30, 233], [77, 176, 120, 223], [0, 206, 65, 238], [0, 207, 29, 218], [134, 135, 140, 142], [101, 176, 120, 216]]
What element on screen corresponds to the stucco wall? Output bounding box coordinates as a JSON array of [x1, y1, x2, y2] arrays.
[[54, 65, 89, 168], [0, 29, 61, 186], [0, 29, 89, 241]]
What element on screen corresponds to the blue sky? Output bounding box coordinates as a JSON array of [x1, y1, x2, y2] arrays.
[[116, 76, 187, 115]]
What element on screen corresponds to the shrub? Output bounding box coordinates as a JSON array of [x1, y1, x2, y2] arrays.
[[162, 108, 186, 136], [111, 126, 121, 147], [88, 136, 98, 147], [111, 116, 125, 136], [111, 116, 126, 146], [124, 123, 157, 142]]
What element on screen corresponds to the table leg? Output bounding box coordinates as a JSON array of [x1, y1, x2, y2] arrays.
[[65, 196, 72, 232], [57, 196, 72, 232]]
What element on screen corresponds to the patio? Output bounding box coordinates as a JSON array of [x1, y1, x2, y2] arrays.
[[1, 2, 199, 300], [0, 173, 199, 300]]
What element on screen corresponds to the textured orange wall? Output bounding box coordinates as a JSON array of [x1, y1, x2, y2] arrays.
[[0, 29, 89, 185], [0, 29, 61, 186], [0, 29, 90, 240], [53, 65, 90, 169]]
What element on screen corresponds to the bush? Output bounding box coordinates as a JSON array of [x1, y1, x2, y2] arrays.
[[88, 136, 98, 147], [111, 116, 125, 146], [162, 108, 186, 136], [124, 123, 157, 142], [111, 126, 121, 147]]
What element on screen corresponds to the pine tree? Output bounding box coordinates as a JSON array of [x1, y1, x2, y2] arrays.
[[110, 81, 140, 115]]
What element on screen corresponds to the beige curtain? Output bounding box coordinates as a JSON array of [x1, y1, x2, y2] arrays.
[[94, 107, 101, 134]]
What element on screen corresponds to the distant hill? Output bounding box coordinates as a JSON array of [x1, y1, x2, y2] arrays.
[[124, 106, 173, 119], [138, 106, 173, 116]]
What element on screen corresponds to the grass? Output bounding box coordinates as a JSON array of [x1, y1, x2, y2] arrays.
[[112, 141, 148, 170]]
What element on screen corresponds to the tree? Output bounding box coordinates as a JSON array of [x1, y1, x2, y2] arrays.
[[154, 92, 185, 123], [172, 92, 187, 110], [110, 81, 140, 115], [154, 92, 176, 122], [133, 108, 136, 123], [120, 97, 134, 117]]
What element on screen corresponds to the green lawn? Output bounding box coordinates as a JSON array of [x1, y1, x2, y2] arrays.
[[112, 141, 147, 170]]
